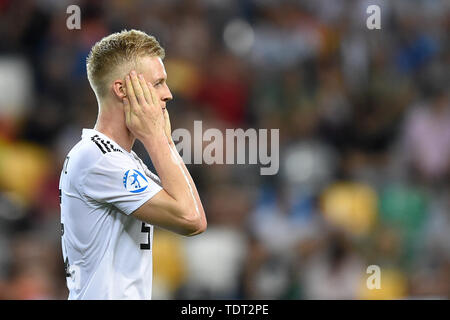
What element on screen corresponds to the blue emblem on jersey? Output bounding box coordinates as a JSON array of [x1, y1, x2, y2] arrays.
[[123, 169, 149, 193]]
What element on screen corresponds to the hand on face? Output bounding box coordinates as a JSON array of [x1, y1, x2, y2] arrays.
[[162, 106, 172, 143], [123, 70, 171, 143]]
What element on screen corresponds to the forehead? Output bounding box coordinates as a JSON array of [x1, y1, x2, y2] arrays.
[[138, 56, 167, 81]]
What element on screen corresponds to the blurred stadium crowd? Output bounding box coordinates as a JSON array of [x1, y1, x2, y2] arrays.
[[0, 0, 449, 299]]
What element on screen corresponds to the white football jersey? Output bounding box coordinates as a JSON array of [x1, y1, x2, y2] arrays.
[[59, 128, 163, 300]]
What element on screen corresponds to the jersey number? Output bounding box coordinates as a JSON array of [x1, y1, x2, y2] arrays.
[[140, 222, 151, 250], [63, 156, 70, 174]]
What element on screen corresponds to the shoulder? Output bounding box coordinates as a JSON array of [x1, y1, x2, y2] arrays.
[[68, 135, 132, 176]]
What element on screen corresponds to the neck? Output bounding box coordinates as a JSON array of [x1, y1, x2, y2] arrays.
[[93, 101, 135, 153]]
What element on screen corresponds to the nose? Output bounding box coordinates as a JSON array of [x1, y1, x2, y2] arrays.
[[161, 83, 173, 103]]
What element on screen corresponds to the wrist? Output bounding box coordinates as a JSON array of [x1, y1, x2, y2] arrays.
[[142, 132, 168, 152], [167, 136, 175, 147]]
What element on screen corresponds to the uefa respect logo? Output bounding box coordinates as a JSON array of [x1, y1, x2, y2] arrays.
[[172, 121, 279, 176], [123, 169, 149, 193]]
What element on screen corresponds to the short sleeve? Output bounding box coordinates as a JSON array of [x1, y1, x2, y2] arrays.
[[81, 152, 162, 215]]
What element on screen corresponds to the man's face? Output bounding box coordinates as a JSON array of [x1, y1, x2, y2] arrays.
[[137, 56, 173, 109]]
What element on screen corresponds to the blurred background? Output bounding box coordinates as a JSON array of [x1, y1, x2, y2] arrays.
[[0, 0, 449, 300]]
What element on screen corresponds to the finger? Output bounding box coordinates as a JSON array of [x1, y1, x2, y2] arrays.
[[163, 108, 170, 122], [125, 75, 139, 112], [147, 82, 160, 108], [123, 97, 131, 123], [130, 71, 147, 106], [138, 75, 153, 107], [164, 108, 172, 133]]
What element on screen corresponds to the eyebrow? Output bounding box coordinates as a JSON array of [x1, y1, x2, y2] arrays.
[[154, 77, 166, 84]]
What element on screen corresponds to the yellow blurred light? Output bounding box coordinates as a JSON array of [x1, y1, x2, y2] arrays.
[[0, 141, 50, 206], [153, 229, 187, 293], [358, 268, 408, 300], [321, 182, 378, 236]]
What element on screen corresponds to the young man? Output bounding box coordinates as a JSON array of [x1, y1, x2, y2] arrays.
[[59, 29, 207, 299]]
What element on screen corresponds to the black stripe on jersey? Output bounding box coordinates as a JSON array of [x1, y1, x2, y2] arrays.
[[91, 135, 123, 154], [98, 138, 112, 152], [105, 140, 122, 152], [91, 136, 106, 154], [103, 139, 123, 152]]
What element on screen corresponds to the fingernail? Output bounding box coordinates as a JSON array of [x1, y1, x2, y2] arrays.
[[131, 70, 136, 76], [139, 74, 144, 79], [126, 75, 130, 80]]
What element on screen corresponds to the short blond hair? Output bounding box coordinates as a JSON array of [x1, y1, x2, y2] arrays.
[[86, 29, 165, 98]]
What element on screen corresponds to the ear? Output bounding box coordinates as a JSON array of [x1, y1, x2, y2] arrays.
[[112, 79, 126, 101]]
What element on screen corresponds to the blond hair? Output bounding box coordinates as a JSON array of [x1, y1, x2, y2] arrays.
[[86, 29, 165, 98]]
